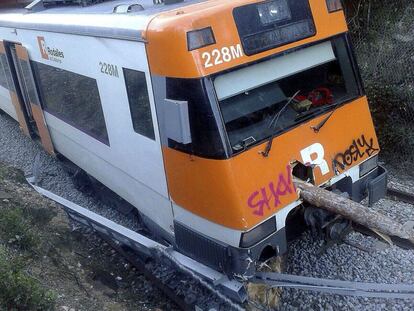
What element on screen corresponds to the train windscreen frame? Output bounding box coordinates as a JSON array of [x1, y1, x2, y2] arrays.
[[213, 36, 362, 154]]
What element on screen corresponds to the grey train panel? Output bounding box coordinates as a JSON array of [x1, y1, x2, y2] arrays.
[[0, 20, 145, 42]]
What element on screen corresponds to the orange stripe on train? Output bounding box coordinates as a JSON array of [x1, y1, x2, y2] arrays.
[[145, 0, 348, 78]]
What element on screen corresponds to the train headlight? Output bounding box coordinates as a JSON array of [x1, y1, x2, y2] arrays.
[[326, 0, 343, 13], [257, 0, 292, 25], [360, 155, 378, 177], [187, 27, 216, 51], [240, 217, 277, 248]]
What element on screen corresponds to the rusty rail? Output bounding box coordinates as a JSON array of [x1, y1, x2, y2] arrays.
[[387, 187, 414, 205]]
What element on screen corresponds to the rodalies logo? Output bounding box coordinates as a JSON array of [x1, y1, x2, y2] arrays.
[[37, 36, 64, 63]]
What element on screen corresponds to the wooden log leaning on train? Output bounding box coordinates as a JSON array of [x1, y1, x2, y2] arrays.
[[294, 179, 414, 245]]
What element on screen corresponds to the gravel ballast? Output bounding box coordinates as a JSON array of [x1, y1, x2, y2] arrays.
[[1, 112, 414, 310], [280, 176, 414, 310]]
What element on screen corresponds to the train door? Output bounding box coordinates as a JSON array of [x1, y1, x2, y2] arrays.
[[6, 42, 55, 155], [0, 40, 31, 136]]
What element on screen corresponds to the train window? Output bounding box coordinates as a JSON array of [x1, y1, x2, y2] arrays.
[[0, 53, 14, 91], [32, 62, 109, 145], [214, 36, 361, 152], [18, 59, 39, 105], [0, 54, 8, 89], [166, 77, 227, 159], [123, 68, 155, 140]]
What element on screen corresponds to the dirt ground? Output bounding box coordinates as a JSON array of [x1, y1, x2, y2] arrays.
[[0, 163, 179, 311]]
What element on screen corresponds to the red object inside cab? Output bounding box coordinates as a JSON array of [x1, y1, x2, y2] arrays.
[[295, 87, 334, 107]]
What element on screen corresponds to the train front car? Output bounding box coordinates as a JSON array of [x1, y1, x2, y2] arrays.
[[146, 0, 387, 277]]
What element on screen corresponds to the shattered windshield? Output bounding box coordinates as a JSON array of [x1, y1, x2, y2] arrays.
[[214, 36, 360, 152]]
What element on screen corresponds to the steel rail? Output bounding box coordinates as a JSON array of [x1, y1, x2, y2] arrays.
[[387, 187, 414, 205], [252, 272, 414, 299]]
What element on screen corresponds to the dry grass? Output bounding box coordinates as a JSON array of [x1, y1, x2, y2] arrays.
[[247, 256, 285, 310]]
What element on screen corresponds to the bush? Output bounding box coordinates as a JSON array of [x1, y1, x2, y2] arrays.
[[23, 206, 57, 228], [0, 245, 56, 311], [0, 208, 39, 250], [345, 0, 414, 171]]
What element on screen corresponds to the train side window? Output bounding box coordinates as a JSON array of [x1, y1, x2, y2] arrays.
[[18, 59, 40, 105], [123, 68, 155, 140], [0, 53, 14, 91], [0, 54, 8, 89], [32, 62, 110, 145]]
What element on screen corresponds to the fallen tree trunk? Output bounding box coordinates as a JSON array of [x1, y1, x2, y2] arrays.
[[295, 181, 414, 243]]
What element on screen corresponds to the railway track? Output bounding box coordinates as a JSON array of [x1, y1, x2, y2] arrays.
[[387, 186, 414, 206], [99, 234, 194, 311]]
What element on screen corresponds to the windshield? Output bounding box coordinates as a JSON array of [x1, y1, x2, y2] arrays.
[[214, 36, 361, 152]]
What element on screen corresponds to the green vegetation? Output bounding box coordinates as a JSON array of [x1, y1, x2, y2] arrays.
[[0, 165, 27, 184], [0, 204, 57, 251], [0, 207, 39, 250], [0, 169, 57, 310], [0, 245, 56, 311]]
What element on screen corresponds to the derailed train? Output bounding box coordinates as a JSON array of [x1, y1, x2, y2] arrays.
[[0, 0, 387, 277]]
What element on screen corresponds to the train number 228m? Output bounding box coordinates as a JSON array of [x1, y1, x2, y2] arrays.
[[202, 44, 243, 68], [99, 61, 119, 78]]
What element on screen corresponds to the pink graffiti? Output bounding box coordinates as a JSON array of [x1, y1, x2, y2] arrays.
[[247, 165, 295, 216]]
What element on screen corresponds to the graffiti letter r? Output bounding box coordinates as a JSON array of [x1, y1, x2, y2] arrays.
[[300, 143, 330, 176]]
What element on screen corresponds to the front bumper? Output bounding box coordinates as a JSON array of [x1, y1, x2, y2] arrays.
[[335, 165, 388, 205], [174, 166, 388, 278], [174, 220, 286, 277], [366, 165, 388, 205]]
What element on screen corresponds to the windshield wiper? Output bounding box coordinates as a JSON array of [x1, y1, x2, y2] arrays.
[[261, 90, 301, 157], [311, 98, 348, 133], [311, 110, 335, 133], [233, 136, 257, 152]]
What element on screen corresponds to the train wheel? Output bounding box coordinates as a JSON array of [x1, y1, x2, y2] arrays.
[[72, 169, 93, 193]]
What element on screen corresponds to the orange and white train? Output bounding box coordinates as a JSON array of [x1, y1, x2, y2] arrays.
[[0, 0, 387, 276]]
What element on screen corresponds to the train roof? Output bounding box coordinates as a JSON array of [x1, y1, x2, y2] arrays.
[[0, 0, 207, 42]]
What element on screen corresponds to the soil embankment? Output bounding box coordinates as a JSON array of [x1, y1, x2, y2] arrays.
[[0, 163, 177, 311]]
